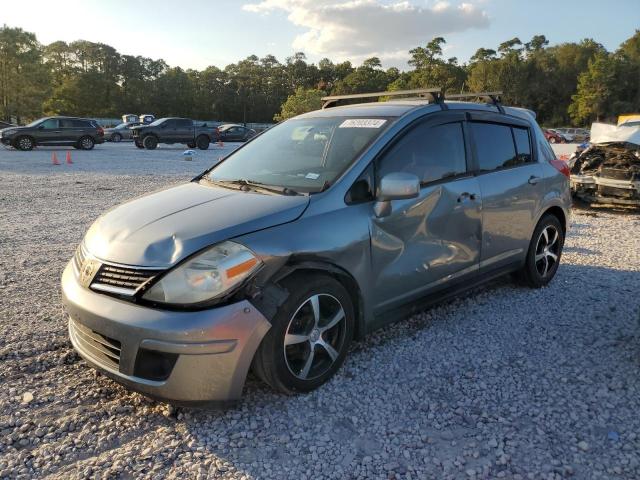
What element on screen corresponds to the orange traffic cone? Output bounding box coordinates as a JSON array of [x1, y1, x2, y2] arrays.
[[52, 152, 61, 165], [66, 151, 73, 164]]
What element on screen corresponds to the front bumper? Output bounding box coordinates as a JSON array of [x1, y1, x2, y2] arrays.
[[1, 137, 12, 146], [571, 174, 640, 206], [61, 262, 271, 404]]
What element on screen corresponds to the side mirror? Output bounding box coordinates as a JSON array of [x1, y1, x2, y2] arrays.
[[374, 172, 420, 217]]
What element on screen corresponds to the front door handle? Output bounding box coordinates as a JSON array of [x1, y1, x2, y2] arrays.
[[457, 192, 477, 202], [528, 175, 541, 185]]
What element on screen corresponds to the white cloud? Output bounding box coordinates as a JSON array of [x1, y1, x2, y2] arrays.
[[242, 0, 489, 64]]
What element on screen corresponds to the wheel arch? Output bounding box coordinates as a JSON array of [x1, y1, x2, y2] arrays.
[[541, 205, 567, 235], [269, 260, 366, 341]]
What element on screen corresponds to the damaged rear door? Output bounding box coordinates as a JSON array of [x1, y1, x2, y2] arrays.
[[370, 112, 482, 315]]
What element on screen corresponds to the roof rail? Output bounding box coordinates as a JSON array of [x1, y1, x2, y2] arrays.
[[446, 91, 504, 113], [321, 88, 445, 109]]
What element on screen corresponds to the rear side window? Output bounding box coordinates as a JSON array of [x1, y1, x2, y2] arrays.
[[378, 122, 467, 184], [471, 123, 516, 171], [175, 119, 192, 128]]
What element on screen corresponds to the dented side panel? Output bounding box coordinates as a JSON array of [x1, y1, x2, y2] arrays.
[[370, 177, 482, 314]]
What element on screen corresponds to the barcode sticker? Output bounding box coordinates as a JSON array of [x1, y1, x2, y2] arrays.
[[339, 119, 387, 129]]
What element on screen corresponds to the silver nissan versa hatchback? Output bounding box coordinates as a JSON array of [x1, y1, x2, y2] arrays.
[[62, 90, 571, 405]]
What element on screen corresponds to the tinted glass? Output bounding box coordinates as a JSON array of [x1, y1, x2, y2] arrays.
[[513, 127, 532, 164], [60, 119, 74, 128], [40, 119, 58, 129], [471, 123, 517, 171], [208, 116, 392, 192], [379, 122, 467, 184], [175, 119, 192, 128]]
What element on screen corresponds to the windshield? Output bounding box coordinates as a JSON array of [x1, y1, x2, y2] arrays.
[[148, 118, 168, 126], [207, 116, 392, 192]]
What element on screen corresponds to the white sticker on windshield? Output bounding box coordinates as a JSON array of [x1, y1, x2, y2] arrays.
[[305, 173, 320, 180], [339, 119, 387, 129]]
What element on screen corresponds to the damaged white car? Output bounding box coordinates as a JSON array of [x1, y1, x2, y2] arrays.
[[569, 122, 640, 206]]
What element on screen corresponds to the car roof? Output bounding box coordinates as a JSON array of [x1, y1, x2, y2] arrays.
[[296, 100, 536, 123], [42, 116, 95, 122]]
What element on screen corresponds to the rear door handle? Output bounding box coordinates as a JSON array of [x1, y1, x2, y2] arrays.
[[528, 175, 541, 185], [457, 192, 477, 202]]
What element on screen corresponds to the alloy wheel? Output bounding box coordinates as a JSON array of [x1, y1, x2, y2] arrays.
[[18, 137, 33, 150], [81, 137, 93, 149], [534, 225, 560, 278], [283, 293, 347, 380]]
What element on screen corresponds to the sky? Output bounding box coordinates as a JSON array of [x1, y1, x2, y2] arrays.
[[2, 0, 639, 70]]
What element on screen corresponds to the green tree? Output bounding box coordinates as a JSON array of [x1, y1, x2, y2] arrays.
[[569, 52, 616, 124], [274, 87, 323, 121], [0, 25, 49, 122]]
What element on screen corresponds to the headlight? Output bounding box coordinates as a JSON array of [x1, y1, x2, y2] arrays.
[[142, 241, 261, 305], [1, 129, 16, 137]]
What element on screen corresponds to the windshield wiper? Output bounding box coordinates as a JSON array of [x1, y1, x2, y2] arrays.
[[203, 178, 302, 196]]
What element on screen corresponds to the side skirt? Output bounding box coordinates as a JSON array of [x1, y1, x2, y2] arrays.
[[368, 262, 520, 334]]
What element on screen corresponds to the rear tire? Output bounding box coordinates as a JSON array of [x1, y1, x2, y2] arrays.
[[196, 135, 210, 150], [252, 274, 354, 394], [14, 136, 34, 151], [78, 136, 95, 150], [517, 214, 564, 288], [142, 135, 158, 150]]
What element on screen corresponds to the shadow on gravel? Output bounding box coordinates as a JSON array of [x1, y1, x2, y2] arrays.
[[153, 263, 640, 478]]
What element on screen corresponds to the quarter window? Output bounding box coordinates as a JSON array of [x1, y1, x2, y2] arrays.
[[378, 122, 467, 185], [512, 127, 532, 164]]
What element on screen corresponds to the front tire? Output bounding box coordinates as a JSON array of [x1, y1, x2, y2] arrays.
[[518, 214, 564, 288], [196, 135, 210, 150], [78, 136, 95, 150], [253, 274, 354, 394], [142, 135, 158, 150], [111, 133, 122, 142], [14, 136, 34, 151]]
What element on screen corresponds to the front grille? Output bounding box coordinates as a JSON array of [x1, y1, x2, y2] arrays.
[[599, 167, 633, 181], [70, 319, 121, 370], [598, 185, 636, 199], [91, 264, 162, 296]]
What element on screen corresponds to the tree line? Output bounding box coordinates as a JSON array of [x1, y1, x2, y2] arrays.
[[1, 25, 638, 126]]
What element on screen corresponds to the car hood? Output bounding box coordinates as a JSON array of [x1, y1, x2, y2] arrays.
[[84, 182, 309, 268]]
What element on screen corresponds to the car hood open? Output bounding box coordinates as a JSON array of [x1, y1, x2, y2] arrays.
[[83, 182, 309, 268]]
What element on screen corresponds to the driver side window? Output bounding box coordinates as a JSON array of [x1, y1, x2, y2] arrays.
[[40, 119, 59, 129], [378, 121, 468, 185]]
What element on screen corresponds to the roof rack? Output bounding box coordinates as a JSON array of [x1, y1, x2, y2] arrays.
[[446, 91, 504, 113], [321, 88, 445, 109]]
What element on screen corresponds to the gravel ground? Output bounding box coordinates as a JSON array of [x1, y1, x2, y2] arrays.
[[1, 143, 640, 479]]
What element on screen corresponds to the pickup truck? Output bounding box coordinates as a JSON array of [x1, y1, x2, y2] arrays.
[[131, 118, 217, 150]]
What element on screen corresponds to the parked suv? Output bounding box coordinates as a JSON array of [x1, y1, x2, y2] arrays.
[[131, 117, 216, 150], [0, 116, 104, 151], [62, 90, 571, 404], [217, 124, 256, 142]]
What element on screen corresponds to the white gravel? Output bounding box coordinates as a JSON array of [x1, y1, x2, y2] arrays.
[[1, 143, 639, 479]]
